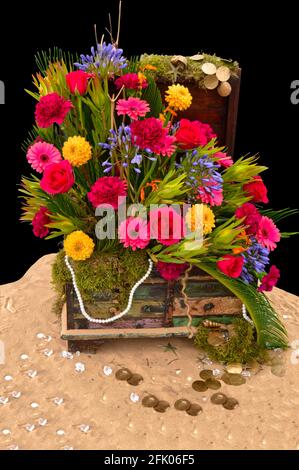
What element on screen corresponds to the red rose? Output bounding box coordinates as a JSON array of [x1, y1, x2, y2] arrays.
[[66, 71, 93, 95], [258, 265, 280, 292], [32, 206, 51, 238], [40, 160, 74, 195], [235, 202, 262, 235], [217, 254, 244, 278], [243, 176, 269, 204], [175, 119, 216, 150]]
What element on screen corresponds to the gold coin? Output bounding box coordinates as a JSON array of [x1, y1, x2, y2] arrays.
[[192, 380, 208, 392], [154, 400, 170, 413], [115, 368, 132, 381], [226, 363, 243, 374], [217, 81, 232, 97], [199, 369, 213, 380], [216, 65, 231, 82], [174, 399, 191, 411], [203, 75, 219, 90], [205, 378, 221, 390], [142, 395, 159, 408], [228, 373, 246, 386], [211, 393, 227, 405], [223, 397, 239, 410], [221, 372, 231, 384], [202, 62, 217, 75], [186, 404, 203, 416], [127, 373, 143, 386]]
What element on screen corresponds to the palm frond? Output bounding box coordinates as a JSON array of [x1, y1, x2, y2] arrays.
[[260, 207, 299, 223], [141, 76, 163, 118], [194, 261, 288, 349], [35, 48, 78, 74]]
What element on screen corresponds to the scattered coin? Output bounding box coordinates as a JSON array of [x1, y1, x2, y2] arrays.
[[154, 400, 170, 413], [221, 372, 231, 384], [271, 363, 286, 377], [223, 397, 239, 410], [202, 62, 217, 75], [142, 395, 159, 408], [226, 363, 243, 374], [127, 373, 143, 386], [211, 392, 227, 405], [216, 65, 231, 82], [174, 399, 191, 411], [129, 392, 140, 403], [192, 380, 208, 392], [186, 404, 203, 416], [115, 368, 132, 381], [205, 378, 221, 390], [227, 374, 246, 386], [199, 369, 214, 380]]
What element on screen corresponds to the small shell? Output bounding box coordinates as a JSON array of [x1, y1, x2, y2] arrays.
[[171, 55, 188, 68], [202, 62, 217, 75], [189, 54, 204, 61], [217, 81, 232, 97]]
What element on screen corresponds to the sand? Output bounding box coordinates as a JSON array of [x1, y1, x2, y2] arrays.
[[0, 254, 299, 450]]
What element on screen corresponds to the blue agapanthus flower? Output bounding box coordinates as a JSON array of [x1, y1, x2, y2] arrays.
[[241, 238, 270, 284], [74, 42, 127, 76]]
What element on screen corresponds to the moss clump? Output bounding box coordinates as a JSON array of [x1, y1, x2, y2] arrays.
[[140, 53, 239, 86], [194, 319, 266, 364], [52, 248, 149, 315]]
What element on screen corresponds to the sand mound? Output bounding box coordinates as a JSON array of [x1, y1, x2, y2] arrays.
[[0, 254, 299, 450]]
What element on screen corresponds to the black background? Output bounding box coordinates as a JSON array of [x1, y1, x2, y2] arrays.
[[0, 0, 298, 294]]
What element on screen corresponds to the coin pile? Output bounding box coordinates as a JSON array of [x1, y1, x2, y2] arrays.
[[142, 395, 170, 413], [115, 368, 143, 386], [201, 62, 233, 96], [221, 372, 246, 386], [174, 398, 202, 416], [211, 393, 239, 410], [192, 369, 221, 392]]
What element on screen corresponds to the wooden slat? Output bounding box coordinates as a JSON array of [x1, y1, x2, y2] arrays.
[[173, 296, 242, 317], [61, 305, 195, 340]]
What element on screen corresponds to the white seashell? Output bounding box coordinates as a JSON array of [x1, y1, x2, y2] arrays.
[[25, 424, 35, 432], [36, 333, 45, 339], [30, 402, 39, 409], [38, 418, 48, 426], [20, 354, 29, 360], [27, 370, 37, 378], [11, 391, 21, 399], [56, 429, 65, 436], [75, 362, 85, 373], [130, 392, 140, 403], [103, 365, 113, 376], [4, 375, 13, 381]]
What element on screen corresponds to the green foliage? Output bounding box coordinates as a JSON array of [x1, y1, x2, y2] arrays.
[[222, 155, 267, 183], [260, 207, 299, 223], [141, 76, 163, 118], [35, 48, 78, 75], [139, 53, 239, 86], [194, 319, 266, 363], [144, 170, 190, 206], [52, 248, 149, 312], [193, 262, 288, 349]]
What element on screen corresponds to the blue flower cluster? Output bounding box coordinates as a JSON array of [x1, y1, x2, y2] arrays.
[[241, 238, 270, 284], [177, 151, 223, 197], [74, 42, 127, 76], [99, 125, 156, 174]]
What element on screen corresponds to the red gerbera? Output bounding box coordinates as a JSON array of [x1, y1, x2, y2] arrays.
[[88, 176, 127, 209], [244, 176, 269, 204], [35, 93, 73, 128]]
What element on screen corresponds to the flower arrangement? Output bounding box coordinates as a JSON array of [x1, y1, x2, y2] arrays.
[[20, 38, 297, 351]]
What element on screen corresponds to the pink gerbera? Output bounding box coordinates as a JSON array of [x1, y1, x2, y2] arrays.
[[256, 216, 280, 251], [32, 206, 51, 238], [35, 93, 73, 128], [197, 182, 223, 207], [118, 217, 150, 250], [116, 97, 150, 120], [88, 176, 127, 209], [26, 141, 62, 173], [158, 134, 177, 157]]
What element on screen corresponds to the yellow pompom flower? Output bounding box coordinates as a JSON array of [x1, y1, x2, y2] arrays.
[[186, 204, 215, 235], [62, 136, 92, 167], [165, 84, 192, 111], [64, 231, 95, 261]]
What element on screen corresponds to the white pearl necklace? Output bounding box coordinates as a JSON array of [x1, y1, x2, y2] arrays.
[[242, 303, 253, 324], [64, 255, 153, 324]]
